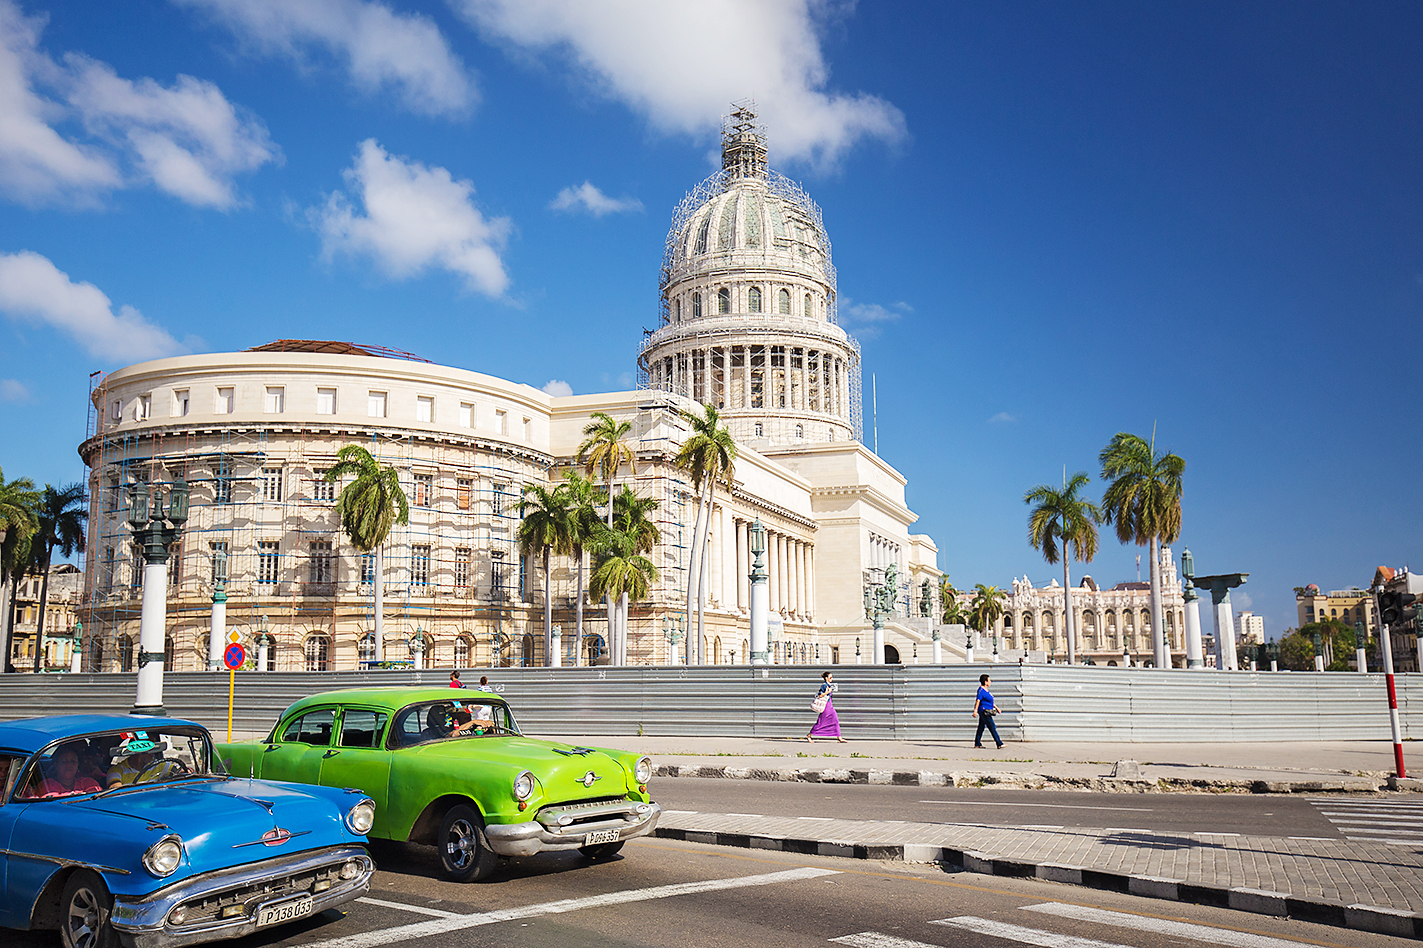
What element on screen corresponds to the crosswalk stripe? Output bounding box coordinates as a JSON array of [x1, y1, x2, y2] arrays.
[[931, 916, 1131, 948], [831, 934, 943, 948], [356, 897, 461, 918], [1328, 818, 1423, 826], [1022, 901, 1335, 948]]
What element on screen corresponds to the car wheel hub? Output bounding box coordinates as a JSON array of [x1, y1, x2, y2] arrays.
[[67, 887, 100, 948], [447, 819, 475, 869]]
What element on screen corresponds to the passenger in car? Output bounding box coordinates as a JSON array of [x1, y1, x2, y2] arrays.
[[39, 745, 102, 797]]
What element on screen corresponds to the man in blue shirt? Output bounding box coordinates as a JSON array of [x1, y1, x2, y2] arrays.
[[972, 674, 1004, 749]]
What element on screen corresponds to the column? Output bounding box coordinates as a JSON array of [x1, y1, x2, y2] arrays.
[[767, 531, 778, 615], [708, 506, 721, 609], [742, 345, 752, 408], [722, 505, 735, 611], [806, 545, 815, 619], [776, 534, 787, 613], [795, 541, 806, 619], [736, 519, 748, 610]]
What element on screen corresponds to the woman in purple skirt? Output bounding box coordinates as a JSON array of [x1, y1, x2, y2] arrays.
[[806, 671, 847, 743]]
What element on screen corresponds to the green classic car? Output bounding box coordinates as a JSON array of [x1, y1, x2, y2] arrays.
[[217, 688, 659, 882]]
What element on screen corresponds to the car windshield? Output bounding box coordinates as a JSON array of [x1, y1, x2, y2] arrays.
[[390, 700, 519, 748], [14, 726, 213, 801]]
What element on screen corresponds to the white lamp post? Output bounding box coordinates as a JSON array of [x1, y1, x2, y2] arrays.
[[748, 519, 769, 665], [256, 614, 270, 672], [127, 480, 189, 715], [209, 549, 227, 672]]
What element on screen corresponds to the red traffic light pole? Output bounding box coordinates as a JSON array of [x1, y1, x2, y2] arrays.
[[1373, 586, 1411, 779]]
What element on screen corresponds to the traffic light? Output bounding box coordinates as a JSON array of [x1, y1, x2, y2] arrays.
[[1379, 591, 1418, 626]]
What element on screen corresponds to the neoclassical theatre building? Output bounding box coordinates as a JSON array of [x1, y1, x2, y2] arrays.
[[76, 108, 942, 672]]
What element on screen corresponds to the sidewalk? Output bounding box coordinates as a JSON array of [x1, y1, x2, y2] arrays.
[[542, 735, 1415, 793]]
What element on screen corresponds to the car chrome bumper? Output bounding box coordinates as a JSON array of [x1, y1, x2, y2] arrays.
[[109, 844, 372, 948], [484, 801, 662, 857]]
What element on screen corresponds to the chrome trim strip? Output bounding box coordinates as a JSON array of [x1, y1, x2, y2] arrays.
[[0, 847, 132, 875]]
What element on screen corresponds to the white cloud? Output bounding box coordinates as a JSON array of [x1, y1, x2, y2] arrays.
[[176, 0, 474, 117], [311, 139, 512, 296], [541, 379, 573, 396], [840, 297, 910, 326], [1235, 591, 1254, 611], [0, 250, 185, 362], [453, 0, 905, 168], [0, 0, 275, 207], [988, 411, 1016, 424], [0, 378, 30, 402], [550, 181, 642, 216]]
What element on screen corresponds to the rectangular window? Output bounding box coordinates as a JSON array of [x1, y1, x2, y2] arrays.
[[519, 554, 529, 601], [522, 417, 530, 440], [261, 467, 283, 503], [309, 541, 334, 584], [264, 386, 285, 414], [456, 477, 472, 510], [413, 473, 433, 507], [491, 560, 504, 599], [209, 541, 228, 583], [492, 483, 507, 518], [215, 387, 234, 414], [213, 460, 232, 505], [312, 469, 336, 502], [458, 402, 473, 428], [360, 553, 374, 586], [316, 387, 337, 415], [411, 544, 430, 586], [257, 541, 280, 585], [172, 389, 189, 417], [110, 399, 122, 422], [168, 542, 181, 585], [454, 547, 471, 588], [416, 395, 434, 423], [136, 394, 151, 421], [367, 391, 387, 418], [495, 409, 507, 435], [102, 546, 115, 592]]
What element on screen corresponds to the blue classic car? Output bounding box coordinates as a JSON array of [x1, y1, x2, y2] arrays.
[[0, 714, 376, 948]]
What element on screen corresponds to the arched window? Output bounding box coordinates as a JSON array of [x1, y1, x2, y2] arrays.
[[263, 640, 276, 671], [358, 632, 376, 665], [692, 292, 702, 318], [795, 424, 803, 438], [694, 215, 711, 254], [164, 635, 175, 670], [305, 634, 331, 672], [454, 635, 471, 667], [717, 287, 730, 314], [521, 633, 536, 666], [91, 639, 103, 673], [779, 288, 791, 313], [804, 293, 813, 317], [673, 299, 680, 323], [748, 287, 762, 313], [119, 634, 134, 672]]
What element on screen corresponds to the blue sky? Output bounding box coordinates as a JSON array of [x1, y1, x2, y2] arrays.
[[1, 1, 1420, 640]]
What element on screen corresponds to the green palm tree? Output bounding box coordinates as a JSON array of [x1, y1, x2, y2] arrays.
[[325, 445, 409, 664], [1024, 471, 1102, 665], [560, 471, 602, 665], [673, 404, 736, 665], [1100, 431, 1185, 668], [517, 482, 571, 666], [29, 483, 87, 673], [969, 584, 1007, 644], [0, 468, 40, 673], [938, 577, 962, 625], [589, 493, 660, 666], [577, 412, 636, 527]]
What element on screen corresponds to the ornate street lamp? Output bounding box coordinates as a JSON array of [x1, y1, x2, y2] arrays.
[[748, 518, 769, 665], [255, 614, 271, 672], [409, 626, 427, 670], [664, 616, 683, 665], [209, 548, 228, 672], [863, 564, 895, 664], [69, 620, 83, 674], [127, 480, 189, 715], [855, 636, 861, 665]]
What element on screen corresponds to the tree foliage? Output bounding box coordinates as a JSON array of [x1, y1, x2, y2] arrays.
[[325, 445, 409, 551]]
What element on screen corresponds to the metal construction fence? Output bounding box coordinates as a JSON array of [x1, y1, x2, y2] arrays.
[[0, 665, 1416, 743]]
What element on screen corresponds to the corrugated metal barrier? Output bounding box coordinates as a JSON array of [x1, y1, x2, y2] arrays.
[[0, 665, 1415, 743]]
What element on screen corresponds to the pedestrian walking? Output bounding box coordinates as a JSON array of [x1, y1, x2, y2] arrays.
[[806, 671, 847, 743], [972, 673, 1004, 749], [477, 675, 493, 692], [449, 670, 466, 689]]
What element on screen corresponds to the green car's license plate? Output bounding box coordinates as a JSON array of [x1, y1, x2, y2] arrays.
[[584, 828, 620, 845], [257, 895, 313, 928]]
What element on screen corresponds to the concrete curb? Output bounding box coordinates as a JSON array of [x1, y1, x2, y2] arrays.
[[651, 826, 1423, 940], [653, 763, 1387, 794]]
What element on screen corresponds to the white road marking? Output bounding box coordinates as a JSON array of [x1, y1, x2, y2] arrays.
[[1194, 832, 1239, 837], [916, 801, 1153, 812], [661, 809, 698, 815], [1022, 825, 1064, 830], [831, 933, 943, 948], [356, 897, 460, 918], [1325, 818, 1423, 826], [305, 866, 839, 948], [798, 816, 835, 821], [1022, 901, 1343, 948], [1286, 836, 1334, 841], [931, 916, 1131, 947]]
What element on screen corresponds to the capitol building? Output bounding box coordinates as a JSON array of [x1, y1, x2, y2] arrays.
[[75, 106, 944, 672]]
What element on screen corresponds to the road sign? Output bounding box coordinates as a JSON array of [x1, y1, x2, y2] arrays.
[[227, 630, 241, 644], [223, 643, 246, 670]]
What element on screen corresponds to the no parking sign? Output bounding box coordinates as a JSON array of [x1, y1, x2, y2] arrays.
[[223, 643, 246, 670]]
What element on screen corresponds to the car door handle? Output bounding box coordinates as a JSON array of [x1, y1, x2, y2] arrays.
[[265, 745, 280, 752], [323, 749, 340, 758]]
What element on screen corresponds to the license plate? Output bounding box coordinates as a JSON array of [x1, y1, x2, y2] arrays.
[[257, 895, 313, 928], [584, 828, 620, 845]]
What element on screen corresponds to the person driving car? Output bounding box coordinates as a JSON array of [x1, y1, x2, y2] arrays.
[[106, 734, 165, 788], [420, 705, 454, 741]]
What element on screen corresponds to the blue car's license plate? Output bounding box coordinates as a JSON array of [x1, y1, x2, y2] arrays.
[[584, 828, 619, 845], [257, 895, 313, 927]]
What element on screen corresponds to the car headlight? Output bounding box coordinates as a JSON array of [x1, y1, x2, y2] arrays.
[[634, 756, 653, 784], [345, 799, 376, 835], [143, 834, 184, 877], [512, 770, 534, 801]]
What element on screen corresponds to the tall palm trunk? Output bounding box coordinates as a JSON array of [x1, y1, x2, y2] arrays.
[[32, 546, 52, 673], [695, 481, 714, 665], [0, 569, 11, 673], [684, 486, 707, 665], [1149, 537, 1165, 667], [1063, 559, 1075, 664], [605, 478, 615, 665], [618, 591, 629, 665], [542, 546, 553, 665], [574, 547, 585, 667], [2, 572, 17, 673], [373, 546, 384, 663]]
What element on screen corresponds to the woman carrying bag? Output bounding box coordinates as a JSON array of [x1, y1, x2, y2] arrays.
[[806, 671, 847, 743]]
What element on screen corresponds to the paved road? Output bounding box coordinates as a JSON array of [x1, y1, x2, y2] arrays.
[[655, 778, 1357, 839], [7, 839, 1414, 947]]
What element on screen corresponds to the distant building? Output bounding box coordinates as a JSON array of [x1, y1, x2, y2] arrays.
[[6, 564, 83, 672], [1373, 566, 1420, 673], [1235, 611, 1265, 646], [1295, 584, 1376, 635]]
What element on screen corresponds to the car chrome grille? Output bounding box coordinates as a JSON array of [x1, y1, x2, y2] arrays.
[[536, 797, 651, 835], [169, 857, 366, 928]]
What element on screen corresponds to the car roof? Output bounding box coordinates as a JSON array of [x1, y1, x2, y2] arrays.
[[280, 687, 509, 718], [0, 714, 203, 755]]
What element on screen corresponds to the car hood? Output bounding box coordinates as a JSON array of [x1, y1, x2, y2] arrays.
[[48, 777, 361, 890], [407, 737, 638, 798]]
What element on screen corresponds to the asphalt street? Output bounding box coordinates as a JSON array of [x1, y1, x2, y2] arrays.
[[10, 837, 1412, 948], [653, 779, 1353, 840]]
